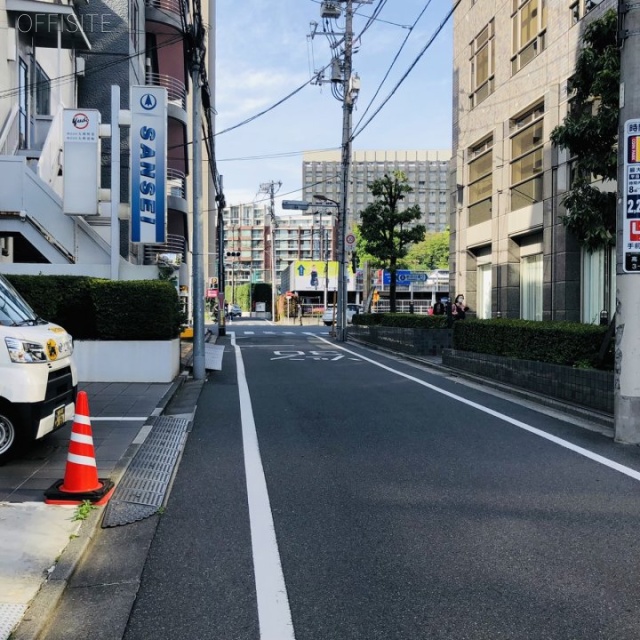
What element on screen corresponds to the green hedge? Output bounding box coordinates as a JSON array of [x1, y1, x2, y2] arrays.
[[352, 313, 613, 370], [353, 312, 449, 329], [6, 275, 182, 340], [453, 319, 612, 369]]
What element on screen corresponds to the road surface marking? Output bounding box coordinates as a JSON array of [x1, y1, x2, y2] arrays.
[[232, 333, 297, 640], [314, 337, 640, 484]]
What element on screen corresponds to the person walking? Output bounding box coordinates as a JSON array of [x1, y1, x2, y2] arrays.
[[297, 303, 303, 326], [452, 294, 469, 320]]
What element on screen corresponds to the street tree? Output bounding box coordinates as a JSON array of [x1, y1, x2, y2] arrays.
[[550, 9, 619, 252], [404, 229, 450, 271], [358, 171, 426, 312]]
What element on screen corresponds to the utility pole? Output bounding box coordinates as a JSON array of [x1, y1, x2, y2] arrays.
[[216, 175, 226, 336], [188, 9, 206, 380], [615, 0, 640, 442], [337, 0, 355, 342], [260, 180, 281, 321], [310, 0, 364, 341]]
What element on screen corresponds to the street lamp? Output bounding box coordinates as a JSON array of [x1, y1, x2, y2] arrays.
[[313, 194, 345, 339]]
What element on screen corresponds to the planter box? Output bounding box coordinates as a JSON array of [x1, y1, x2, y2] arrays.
[[73, 338, 180, 382], [349, 325, 453, 356], [443, 349, 613, 414]]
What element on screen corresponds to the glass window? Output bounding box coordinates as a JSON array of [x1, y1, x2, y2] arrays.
[[510, 103, 544, 211], [18, 58, 28, 149], [581, 247, 615, 324], [521, 253, 543, 320], [468, 136, 493, 226], [477, 264, 492, 319], [470, 21, 495, 108], [34, 64, 50, 116], [511, 0, 546, 74]]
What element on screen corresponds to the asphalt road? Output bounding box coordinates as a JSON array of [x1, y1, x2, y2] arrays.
[[43, 323, 640, 639]]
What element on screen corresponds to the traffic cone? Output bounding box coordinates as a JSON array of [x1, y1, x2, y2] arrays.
[[44, 391, 114, 505]]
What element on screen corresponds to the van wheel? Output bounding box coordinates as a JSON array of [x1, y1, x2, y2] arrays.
[[0, 408, 20, 464]]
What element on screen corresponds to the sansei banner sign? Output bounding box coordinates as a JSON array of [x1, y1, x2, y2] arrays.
[[130, 86, 167, 244]]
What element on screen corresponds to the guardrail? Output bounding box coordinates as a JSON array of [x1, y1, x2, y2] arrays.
[[145, 73, 187, 110]]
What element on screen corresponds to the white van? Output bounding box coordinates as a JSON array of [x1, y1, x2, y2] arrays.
[[0, 275, 77, 463]]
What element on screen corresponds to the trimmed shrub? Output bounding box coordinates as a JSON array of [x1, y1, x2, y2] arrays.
[[6, 275, 181, 340]]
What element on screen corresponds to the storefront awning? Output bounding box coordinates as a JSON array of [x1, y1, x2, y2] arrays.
[[7, 0, 91, 50]]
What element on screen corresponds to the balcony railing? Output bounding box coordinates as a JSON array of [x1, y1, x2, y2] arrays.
[[167, 168, 186, 199], [143, 233, 187, 266], [146, 73, 187, 110], [145, 0, 185, 18]]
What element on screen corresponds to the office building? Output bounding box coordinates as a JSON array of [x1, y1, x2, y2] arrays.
[[451, 0, 614, 322]]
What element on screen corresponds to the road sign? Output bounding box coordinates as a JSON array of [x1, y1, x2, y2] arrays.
[[345, 232, 356, 250], [382, 270, 429, 286], [282, 200, 310, 210]]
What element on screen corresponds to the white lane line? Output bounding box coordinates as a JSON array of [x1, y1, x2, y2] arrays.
[[314, 337, 640, 484], [232, 333, 296, 640]]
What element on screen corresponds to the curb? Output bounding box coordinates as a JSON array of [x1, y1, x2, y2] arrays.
[[10, 373, 189, 640], [347, 336, 614, 435]]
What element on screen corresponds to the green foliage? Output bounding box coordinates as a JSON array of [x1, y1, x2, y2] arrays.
[[453, 319, 612, 369], [549, 9, 619, 251], [7, 275, 98, 339], [352, 314, 613, 370], [72, 500, 96, 521], [358, 171, 426, 312], [7, 275, 182, 340], [353, 312, 449, 329], [403, 230, 450, 270]]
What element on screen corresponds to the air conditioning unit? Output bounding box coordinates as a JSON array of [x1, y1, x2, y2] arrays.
[[321, 1, 341, 19]]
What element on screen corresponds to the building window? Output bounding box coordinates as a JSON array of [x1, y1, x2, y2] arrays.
[[131, 1, 139, 51], [34, 64, 50, 116], [510, 102, 544, 211], [581, 247, 615, 324], [571, 0, 603, 23], [511, 0, 546, 75], [521, 253, 543, 320], [477, 263, 492, 319], [468, 136, 493, 226], [18, 58, 28, 149], [470, 21, 495, 108]]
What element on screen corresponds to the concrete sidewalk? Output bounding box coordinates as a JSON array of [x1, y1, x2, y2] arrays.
[[0, 335, 208, 640]]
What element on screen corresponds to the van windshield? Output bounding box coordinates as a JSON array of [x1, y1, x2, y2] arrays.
[[0, 276, 39, 326]]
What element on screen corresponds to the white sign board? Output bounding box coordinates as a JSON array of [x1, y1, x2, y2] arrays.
[[63, 109, 100, 215], [130, 86, 168, 244], [623, 119, 640, 272]]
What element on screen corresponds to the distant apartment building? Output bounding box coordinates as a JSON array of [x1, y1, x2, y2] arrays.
[[222, 203, 336, 294], [302, 150, 451, 233], [452, 0, 614, 322]]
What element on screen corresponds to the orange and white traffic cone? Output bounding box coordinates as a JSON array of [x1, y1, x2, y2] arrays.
[[44, 391, 114, 505]]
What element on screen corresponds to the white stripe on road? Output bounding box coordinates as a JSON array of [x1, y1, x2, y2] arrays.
[[314, 337, 640, 484], [232, 333, 296, 640]]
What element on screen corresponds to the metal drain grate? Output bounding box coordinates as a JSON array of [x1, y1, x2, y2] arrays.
[[0, 604, 26, 640], [102, 416, 189, 528]]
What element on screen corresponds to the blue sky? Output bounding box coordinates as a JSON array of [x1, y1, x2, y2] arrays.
[[214, 0, 453, 210]]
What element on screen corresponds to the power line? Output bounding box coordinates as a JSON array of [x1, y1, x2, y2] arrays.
[[351, 0, 462, 141]]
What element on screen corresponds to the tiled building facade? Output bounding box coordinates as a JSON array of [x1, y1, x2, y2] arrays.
[[452, 0, 615, 322]]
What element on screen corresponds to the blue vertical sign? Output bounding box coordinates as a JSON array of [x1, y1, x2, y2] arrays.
[[130, 86, 167, 243]]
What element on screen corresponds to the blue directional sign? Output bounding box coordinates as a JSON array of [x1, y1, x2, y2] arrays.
[[382, 270, 429, 286]]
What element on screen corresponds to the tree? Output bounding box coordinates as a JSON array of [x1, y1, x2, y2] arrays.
[[403, 229, 450, 271], [358, 171, 426, 312], [550, 9, 619, 252]]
